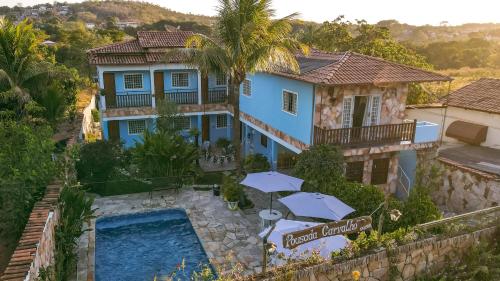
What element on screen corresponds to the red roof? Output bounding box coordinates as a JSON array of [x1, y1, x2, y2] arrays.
[[137, 30, 194, 48], [88, 33, 450, 85], [444, 78, 500, 114], [87, 31, 193, 65], [275, 50, 451, 85]]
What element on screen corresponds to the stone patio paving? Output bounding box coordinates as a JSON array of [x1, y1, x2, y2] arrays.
[[77, 187, 289, 280]]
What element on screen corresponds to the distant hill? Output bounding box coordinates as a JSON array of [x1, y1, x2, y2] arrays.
[[71, 1, 215, 26]]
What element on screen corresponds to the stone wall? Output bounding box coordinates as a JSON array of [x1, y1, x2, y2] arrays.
[[0, 184, 60, 281], [433, 158, 500, 214], [314, 84, 408, 129], [257, 226, 497, 281]]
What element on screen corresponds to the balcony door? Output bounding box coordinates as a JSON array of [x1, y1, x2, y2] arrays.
[[154, 71, 164, 102], [103, 73, 116, 108], [342, 95, 381, 144]]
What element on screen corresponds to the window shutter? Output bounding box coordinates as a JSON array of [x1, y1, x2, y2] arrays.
[[341, 96, 353, 128], [370, 96, 381, 125]]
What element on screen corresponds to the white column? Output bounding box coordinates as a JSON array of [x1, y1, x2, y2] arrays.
[[100, 95, 106, 111], [197, 69, 202, 105], [150, 68, 156, 108]]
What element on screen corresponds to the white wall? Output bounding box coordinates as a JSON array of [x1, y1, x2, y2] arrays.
[[406, 106, 500, 149]]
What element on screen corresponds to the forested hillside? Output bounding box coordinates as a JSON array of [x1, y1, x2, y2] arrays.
[[72, 1, 214, 25]]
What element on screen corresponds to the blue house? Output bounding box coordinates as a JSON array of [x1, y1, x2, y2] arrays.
[[88, 31, 451, 196]]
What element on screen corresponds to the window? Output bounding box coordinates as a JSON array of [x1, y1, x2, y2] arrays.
[[216, 73, 226, 86], [282, 90, 298, 115], [260, 134, 268, 148], [242, 79, 251, 96], [216, 114, 227, 128], [172, 72, 189, 88], [124, 74, 143, 89], [173, 116, 191, 130], [128, 120, 146, 135], [345, 161, 364, 183]]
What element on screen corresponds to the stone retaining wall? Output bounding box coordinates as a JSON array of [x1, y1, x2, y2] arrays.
[[0, 184, 60, 281], [256, 226, 497, 281], [433, 158, 500, 214]]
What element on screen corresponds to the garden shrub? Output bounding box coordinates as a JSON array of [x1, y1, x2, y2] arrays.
[[293, 144, 344, 189], [91, 108, 99, 122], [222, 175, 243, 202], [215, 138, 231, 149], [243, 153, 271, 173], [0, 122, 55, 248], [132, 130, 199, 178], [75, 140, 123, 190], [39, 185, 95, 281]]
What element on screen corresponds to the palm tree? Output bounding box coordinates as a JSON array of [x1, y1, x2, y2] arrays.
[[0, 18, 44, 116], [172, 0, 308, 173]]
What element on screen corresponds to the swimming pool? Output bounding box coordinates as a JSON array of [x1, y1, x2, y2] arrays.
[[95, 209, 212, 281]]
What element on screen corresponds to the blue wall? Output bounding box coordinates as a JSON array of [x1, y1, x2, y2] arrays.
[[399, 150, 417, 189], [208, 114, 232, 144], [239, 73, 315, 145], [164, 69, 198, 91], [102, 118, 154, 148], [208, 72, 227, 88], [112, 71, 151, 94]]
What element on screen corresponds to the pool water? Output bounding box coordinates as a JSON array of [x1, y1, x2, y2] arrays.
[[95, 209, 212, 281]]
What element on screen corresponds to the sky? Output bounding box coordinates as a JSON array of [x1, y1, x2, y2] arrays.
[[4, 0, 500, 26]]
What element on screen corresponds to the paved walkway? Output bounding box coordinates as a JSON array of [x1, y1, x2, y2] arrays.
[[78, 187, 288, 279]]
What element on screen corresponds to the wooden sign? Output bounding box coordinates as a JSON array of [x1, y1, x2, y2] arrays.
[[282, 216, 372, 249]]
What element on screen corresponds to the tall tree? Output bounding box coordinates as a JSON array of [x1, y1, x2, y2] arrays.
[[0, 19, 44, 117], [171, 0, 307, 173]]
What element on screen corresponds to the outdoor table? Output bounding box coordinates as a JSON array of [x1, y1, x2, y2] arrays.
[[259, 209, 282, 230]]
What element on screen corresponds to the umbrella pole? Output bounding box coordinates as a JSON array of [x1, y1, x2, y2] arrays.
[[270, 193, 273, 214]]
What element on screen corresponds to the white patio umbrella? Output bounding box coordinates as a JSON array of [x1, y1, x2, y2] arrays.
[[259, 219, 348, 263], [240, 171, 303, 213], [278, 192, 355, 221]]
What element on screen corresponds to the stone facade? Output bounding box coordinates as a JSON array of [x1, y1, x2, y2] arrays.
[[314, 84, 408, 129], [433, 158, 500, 213], [253, 226, 497, 281]]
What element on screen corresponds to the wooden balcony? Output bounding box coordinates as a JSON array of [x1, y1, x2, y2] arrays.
[[313, 120, 417, 147], [108, 92, 152, 108], [165, 89, 199, 104]]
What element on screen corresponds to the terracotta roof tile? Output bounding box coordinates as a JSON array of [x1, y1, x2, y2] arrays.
[[276, 51, 451, 85], [88, 35, 450, 85], [444, 78, 500, 114], [87, 39, 142, 54], [137, 31, 194, 48], [87, 31, 194, 65]]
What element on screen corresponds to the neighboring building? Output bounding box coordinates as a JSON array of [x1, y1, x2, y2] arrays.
[[85, 22, 96, 29], [87, 31, 450, 195], [116, 21, 140, 29], [407, 78, 500, 213]]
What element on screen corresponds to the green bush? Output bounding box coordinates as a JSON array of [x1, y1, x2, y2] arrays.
[[243, 153, 271, 173], [293, 144, 344, 189], [132, 130, 199, 178], [91, 108, 99, 122], [222, 176, 242, 202], [39, 186, 95, 281], [75, 140, 123, 189], [215, 138, 231, 149], [385, 186, 442, 232]]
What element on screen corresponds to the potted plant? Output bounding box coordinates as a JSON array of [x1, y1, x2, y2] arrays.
[[223, 177, 241, 210]]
